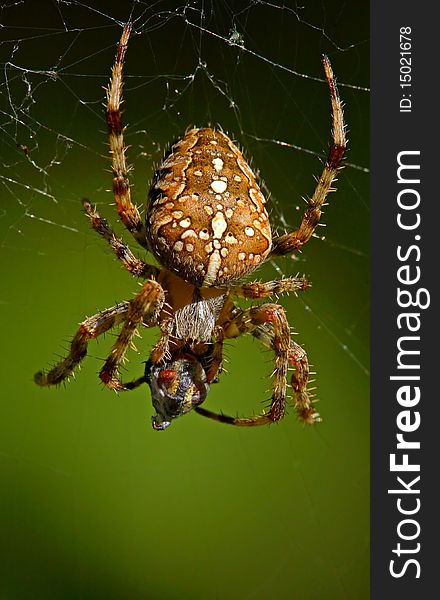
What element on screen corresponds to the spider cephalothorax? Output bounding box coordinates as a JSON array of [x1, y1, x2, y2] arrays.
[[34, 22, 346, 431]]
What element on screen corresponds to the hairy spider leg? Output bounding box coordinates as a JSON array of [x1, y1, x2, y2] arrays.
[[34, 302, 130, 386], [204, 325, 225, 384], [83, 200, 159, 278], [106, 22, 148, 249], [195, 303, 292, 426], [270, 55, 346, 256], [229, 276, 311, 299], [252, 323, 320, 424], [100, 279, 165, 390]]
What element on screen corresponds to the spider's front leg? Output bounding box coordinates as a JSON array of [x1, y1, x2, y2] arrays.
[[99, 279, 165, 390], [252, 323, 320, 424], [195, 303, 291, 426]]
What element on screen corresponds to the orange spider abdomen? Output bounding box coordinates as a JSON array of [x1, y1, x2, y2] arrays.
[[146, 128, 272, 287]]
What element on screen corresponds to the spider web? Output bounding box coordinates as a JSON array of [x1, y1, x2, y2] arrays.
[[0, 1, 370, 598]]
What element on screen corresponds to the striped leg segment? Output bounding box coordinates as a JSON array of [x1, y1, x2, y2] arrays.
[[230, 276, 310, 300], [99, 280, 165, 390], [252, 323, 320, 424], [106, 22, 148, 249], [34, 302, 130, 386], [205, 326, 225, 384], [271, 55, 346, 256], [196, 304, 290, 426], [83, 200, 158, 278]]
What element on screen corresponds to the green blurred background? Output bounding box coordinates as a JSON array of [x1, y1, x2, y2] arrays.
[[0, 1, 369, 598]]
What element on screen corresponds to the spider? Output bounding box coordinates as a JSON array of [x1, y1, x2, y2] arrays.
[[34, 22, 346, 431]]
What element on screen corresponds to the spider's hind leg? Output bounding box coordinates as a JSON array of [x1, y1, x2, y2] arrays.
[[106, 22, 148, 250], [271, 55, 346, 257], [230, 276, 310, 300]]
